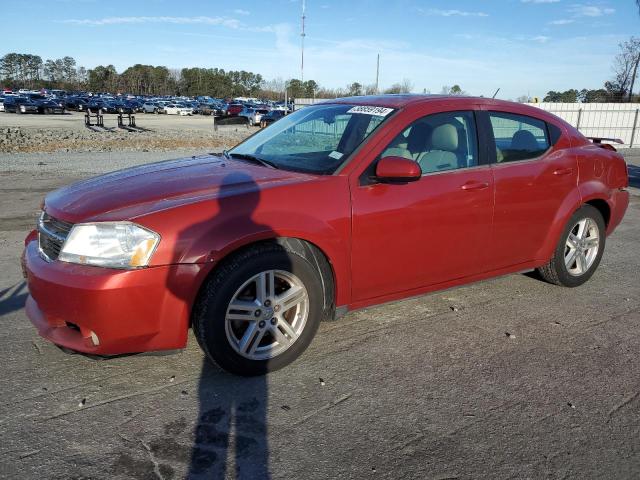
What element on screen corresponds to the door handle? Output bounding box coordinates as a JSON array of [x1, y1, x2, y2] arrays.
[[553, 168, 573, 176], [461, 181, 489, 191]]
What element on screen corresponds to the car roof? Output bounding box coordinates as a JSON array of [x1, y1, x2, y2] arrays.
[[319, 94, 526, 110], [317, 94, 569, 127]]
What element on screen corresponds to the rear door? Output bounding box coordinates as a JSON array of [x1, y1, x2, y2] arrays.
[[350, 108, 494, 302], [482, 109, 576, 269]]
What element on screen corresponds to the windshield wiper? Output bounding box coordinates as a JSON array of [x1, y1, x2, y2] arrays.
[[228, 153, 279, 169]]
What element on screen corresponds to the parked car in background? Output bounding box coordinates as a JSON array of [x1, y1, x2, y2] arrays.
[[165, 103, 193, 115], [87, 99, 109, 112], [21, 95, 630, 375], [142, 102, 160, 114], [39, 99, 65, 114], [0, 98, 5, 112], [226, 103, 243, 116], [260, 109, 286, 128], [238, 107, 269, 125], [198, 103, 225, 116], [3, 96, 39, 113], [65, 97, 88, 111], [126, 100, 143, 113]]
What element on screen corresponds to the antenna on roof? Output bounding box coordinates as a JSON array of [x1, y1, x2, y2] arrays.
[[301, 0, 306, 83], [492, 88, 500, 99]]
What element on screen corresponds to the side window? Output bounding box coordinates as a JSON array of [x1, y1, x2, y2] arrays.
[[488, 112, 550, 163], [380, 111, 478, 175]]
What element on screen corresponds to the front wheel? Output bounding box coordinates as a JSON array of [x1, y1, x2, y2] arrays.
[[193, 242, 325, 376], [537, 205, 605, 287]]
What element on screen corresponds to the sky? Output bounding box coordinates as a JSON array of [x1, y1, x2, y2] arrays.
[[1, 0, 638, 99]]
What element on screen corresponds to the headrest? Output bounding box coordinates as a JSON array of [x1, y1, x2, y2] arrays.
[[407, 123, 432, 152], [511, 130, 539, 151], [431, 124, 458, 151]]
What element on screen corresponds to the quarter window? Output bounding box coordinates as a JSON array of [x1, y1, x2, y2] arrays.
[[380, 111, 478, 175], [488, 112, 550, 163]]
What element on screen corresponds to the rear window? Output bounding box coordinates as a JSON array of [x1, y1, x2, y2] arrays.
[[488, 112, 550, 163]]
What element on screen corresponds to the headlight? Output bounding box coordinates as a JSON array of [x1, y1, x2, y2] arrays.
[[58, 222, 160, 269]]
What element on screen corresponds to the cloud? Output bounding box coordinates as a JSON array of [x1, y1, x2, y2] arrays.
[[419, 8, 489, 17], [521, 0, 560, 3], [62, 16, 243, 28], [548, 19, 575, 25], [532, 35, 551, 43], [568, 4, 615, 17], [233, 9, 250, 16]]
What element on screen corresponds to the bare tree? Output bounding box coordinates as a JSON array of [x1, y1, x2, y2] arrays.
[[384, 79, 413, 94], [399, 78, 413, 93], [608, 37, 640, 101]]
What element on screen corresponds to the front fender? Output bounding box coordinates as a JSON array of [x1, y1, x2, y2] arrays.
[[138, 177, 353, 307]]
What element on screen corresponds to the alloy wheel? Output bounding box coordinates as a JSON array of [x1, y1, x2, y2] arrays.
[[225, 269, 309, 360], [564, 218, 600, 276]]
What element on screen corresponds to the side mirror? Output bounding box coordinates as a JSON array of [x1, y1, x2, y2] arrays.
[[375, 156, 421, 183]]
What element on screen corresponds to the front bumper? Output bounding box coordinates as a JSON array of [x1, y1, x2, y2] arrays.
[[23, 240, 208, 355]]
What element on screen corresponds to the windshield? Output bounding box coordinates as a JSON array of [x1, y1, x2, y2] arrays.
[[229, 103, 394, 174]]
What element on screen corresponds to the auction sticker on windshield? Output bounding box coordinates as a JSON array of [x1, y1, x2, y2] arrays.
[[346, 106, 394, 116]]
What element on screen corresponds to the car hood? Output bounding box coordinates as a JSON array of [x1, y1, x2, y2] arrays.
[[44, 154, 317, 223]]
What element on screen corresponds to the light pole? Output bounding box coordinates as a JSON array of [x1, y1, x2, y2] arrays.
[[301, 0, 306, 83]]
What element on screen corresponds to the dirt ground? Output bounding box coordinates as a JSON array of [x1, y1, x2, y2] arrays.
[[0, 111, 253, 153], [0, 147, 639, 479]]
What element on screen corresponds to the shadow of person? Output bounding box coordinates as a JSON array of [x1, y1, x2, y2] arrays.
[[178, 170, 275, 479], [0, 281, 28, 317]]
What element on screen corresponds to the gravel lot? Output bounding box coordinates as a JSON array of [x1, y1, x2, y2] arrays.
[[1, 143, 639, 479], [0, 111, 252, 153]]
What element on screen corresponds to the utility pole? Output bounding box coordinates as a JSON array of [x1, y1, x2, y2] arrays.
[[301, 0, 306, 83], [375, 53, 380, 94]]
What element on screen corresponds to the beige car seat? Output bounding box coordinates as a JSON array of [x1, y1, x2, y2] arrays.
[[381, 123, 432, 161], [417, 124, 459, 173]]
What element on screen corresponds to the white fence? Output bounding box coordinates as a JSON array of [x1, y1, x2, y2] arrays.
[[526, 103, 639, 148]]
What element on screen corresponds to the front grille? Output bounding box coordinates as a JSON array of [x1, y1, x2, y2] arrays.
[[38, 212, 73, 261]]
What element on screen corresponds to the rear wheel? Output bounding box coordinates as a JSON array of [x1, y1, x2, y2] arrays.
[[537, 205, 605, 287], [193, 242, 326, 376]]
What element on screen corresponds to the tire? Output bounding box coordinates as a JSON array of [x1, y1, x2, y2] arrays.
[[44, 108, 50, 115], [536, 205, 606, 287], [193, 241, 328, 376]]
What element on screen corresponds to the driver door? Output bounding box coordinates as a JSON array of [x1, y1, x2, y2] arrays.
[[350, 109, 494, 302]]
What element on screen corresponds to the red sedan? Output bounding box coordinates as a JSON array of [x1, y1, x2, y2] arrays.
[[22, 95, 629, 375]]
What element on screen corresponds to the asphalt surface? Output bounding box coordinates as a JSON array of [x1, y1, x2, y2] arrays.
[[1, 150, 639, 480]]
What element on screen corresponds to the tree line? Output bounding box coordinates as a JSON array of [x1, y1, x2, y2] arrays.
[[0, 52, 406, 99], [1, 36, 638, 101]]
